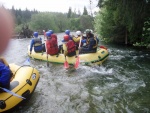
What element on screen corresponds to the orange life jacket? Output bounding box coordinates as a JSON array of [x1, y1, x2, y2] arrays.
[[46, 37, 58, 55], [66, 40, 76, 53]]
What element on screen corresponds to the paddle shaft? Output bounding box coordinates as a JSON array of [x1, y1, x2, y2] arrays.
[[0, 87, 26, 99]]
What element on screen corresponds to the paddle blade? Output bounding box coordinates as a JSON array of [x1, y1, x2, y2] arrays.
[[74, 56, 80, 69], [64, 61, 69, 69], [0, 87, 26, 99], [23, 58, 30, 66]]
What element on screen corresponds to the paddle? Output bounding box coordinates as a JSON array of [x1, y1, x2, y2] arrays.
[[47, 54, 49, 67], [0, 87, 26, 99], [74, 36, 82, 69], [64, 56, 69, 69], [23, 57, 30, 66], [45, 42, 49, 67]]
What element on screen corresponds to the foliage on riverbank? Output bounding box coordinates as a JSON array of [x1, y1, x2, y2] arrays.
[[9, 6, 94, 34], [94, 0, 150, 48]]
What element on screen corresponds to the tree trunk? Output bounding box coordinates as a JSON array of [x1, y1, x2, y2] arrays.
[[125, 28, 128, 45]]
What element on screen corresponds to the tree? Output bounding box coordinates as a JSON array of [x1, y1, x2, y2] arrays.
[[29, 13, 56, 31], [54, 13, 69, 32], [83, 6, 88, 15], [69, 18, 80, 30], [67, 7, 72, 18], [79, 15, 94, 31], [95, 0, 150, 46]]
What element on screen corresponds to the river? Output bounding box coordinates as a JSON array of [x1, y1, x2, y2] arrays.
[[2, 33, 150, 113]]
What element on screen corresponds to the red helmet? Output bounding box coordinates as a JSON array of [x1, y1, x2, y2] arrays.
[[63, 35, 69, 42]]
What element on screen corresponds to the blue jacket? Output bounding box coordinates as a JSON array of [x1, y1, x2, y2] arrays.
[[30, 38, 43, 52], [81, 38, 97, 52], [0, 62, 11, 87]]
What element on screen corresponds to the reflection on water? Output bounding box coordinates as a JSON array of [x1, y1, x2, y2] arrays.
[[2, 34, 150, 113]]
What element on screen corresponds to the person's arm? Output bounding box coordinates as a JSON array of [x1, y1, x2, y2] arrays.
[[0, 62, 11, 84], [30, 39, 34, 54], [81, 39, 94, 51]]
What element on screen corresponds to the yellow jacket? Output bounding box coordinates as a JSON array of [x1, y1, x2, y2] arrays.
[[62, 43, 68, 56], [72, 36, 80, 43]]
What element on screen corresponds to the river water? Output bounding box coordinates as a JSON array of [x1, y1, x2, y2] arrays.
[[2, 33, 150, 113]]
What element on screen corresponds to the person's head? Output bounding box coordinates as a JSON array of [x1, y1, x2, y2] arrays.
[[49, 30, 54, 34], [76, 31, 82, 36], [65, 30, 70, 35], [62, 35, 69, 42], [90, 29, 93, 34], [46, 31, 52, 37], [85, 29, 93, 38], [43, 30, 45, 32], [0, 7, 14, 55], [33, 32, 38, 38], [85, 29, 91, 35]]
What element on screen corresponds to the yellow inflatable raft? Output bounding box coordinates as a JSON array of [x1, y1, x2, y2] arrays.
[[28, 45, 109, 65], [0, 63, 40, 112]]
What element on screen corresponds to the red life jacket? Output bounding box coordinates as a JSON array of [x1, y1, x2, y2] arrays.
[[51, 34, 57, 41], [46, 37, 58, 55], [66, 40, 76, 53]]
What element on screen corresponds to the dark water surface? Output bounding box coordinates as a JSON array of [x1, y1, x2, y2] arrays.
[[3, 33, 150, 113]]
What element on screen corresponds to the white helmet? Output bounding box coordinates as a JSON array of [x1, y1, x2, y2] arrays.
[[76, 31, 82, 36], [90, 29, 93, 33]]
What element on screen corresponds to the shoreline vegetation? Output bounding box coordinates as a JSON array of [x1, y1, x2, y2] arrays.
[[8, 0, 149, 49]]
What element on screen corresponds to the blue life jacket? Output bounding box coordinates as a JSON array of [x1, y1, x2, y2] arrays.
[[30, 38, 43, 52]]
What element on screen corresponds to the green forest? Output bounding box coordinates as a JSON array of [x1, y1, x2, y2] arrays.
[[95, 0, 150, 48], [10, 6, 93, 35], [9, 0, 150, 48]]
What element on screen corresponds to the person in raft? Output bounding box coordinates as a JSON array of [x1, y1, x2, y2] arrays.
[[0, 57, 12, 90], [62, 35, 76, 57], [79, 29, 99, 54], [72, 31, 82, 50], [58, 29, 73, 53], [30, 32, 46, 54], [45, 31, 59, 55], [48, 30, 57, 42]]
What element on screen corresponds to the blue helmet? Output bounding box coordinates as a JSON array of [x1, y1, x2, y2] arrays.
[[65, 30, 70, 35], [49, 30, 54, 34], [46, 31, 52, 37], [33, 32, 38, 38]]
